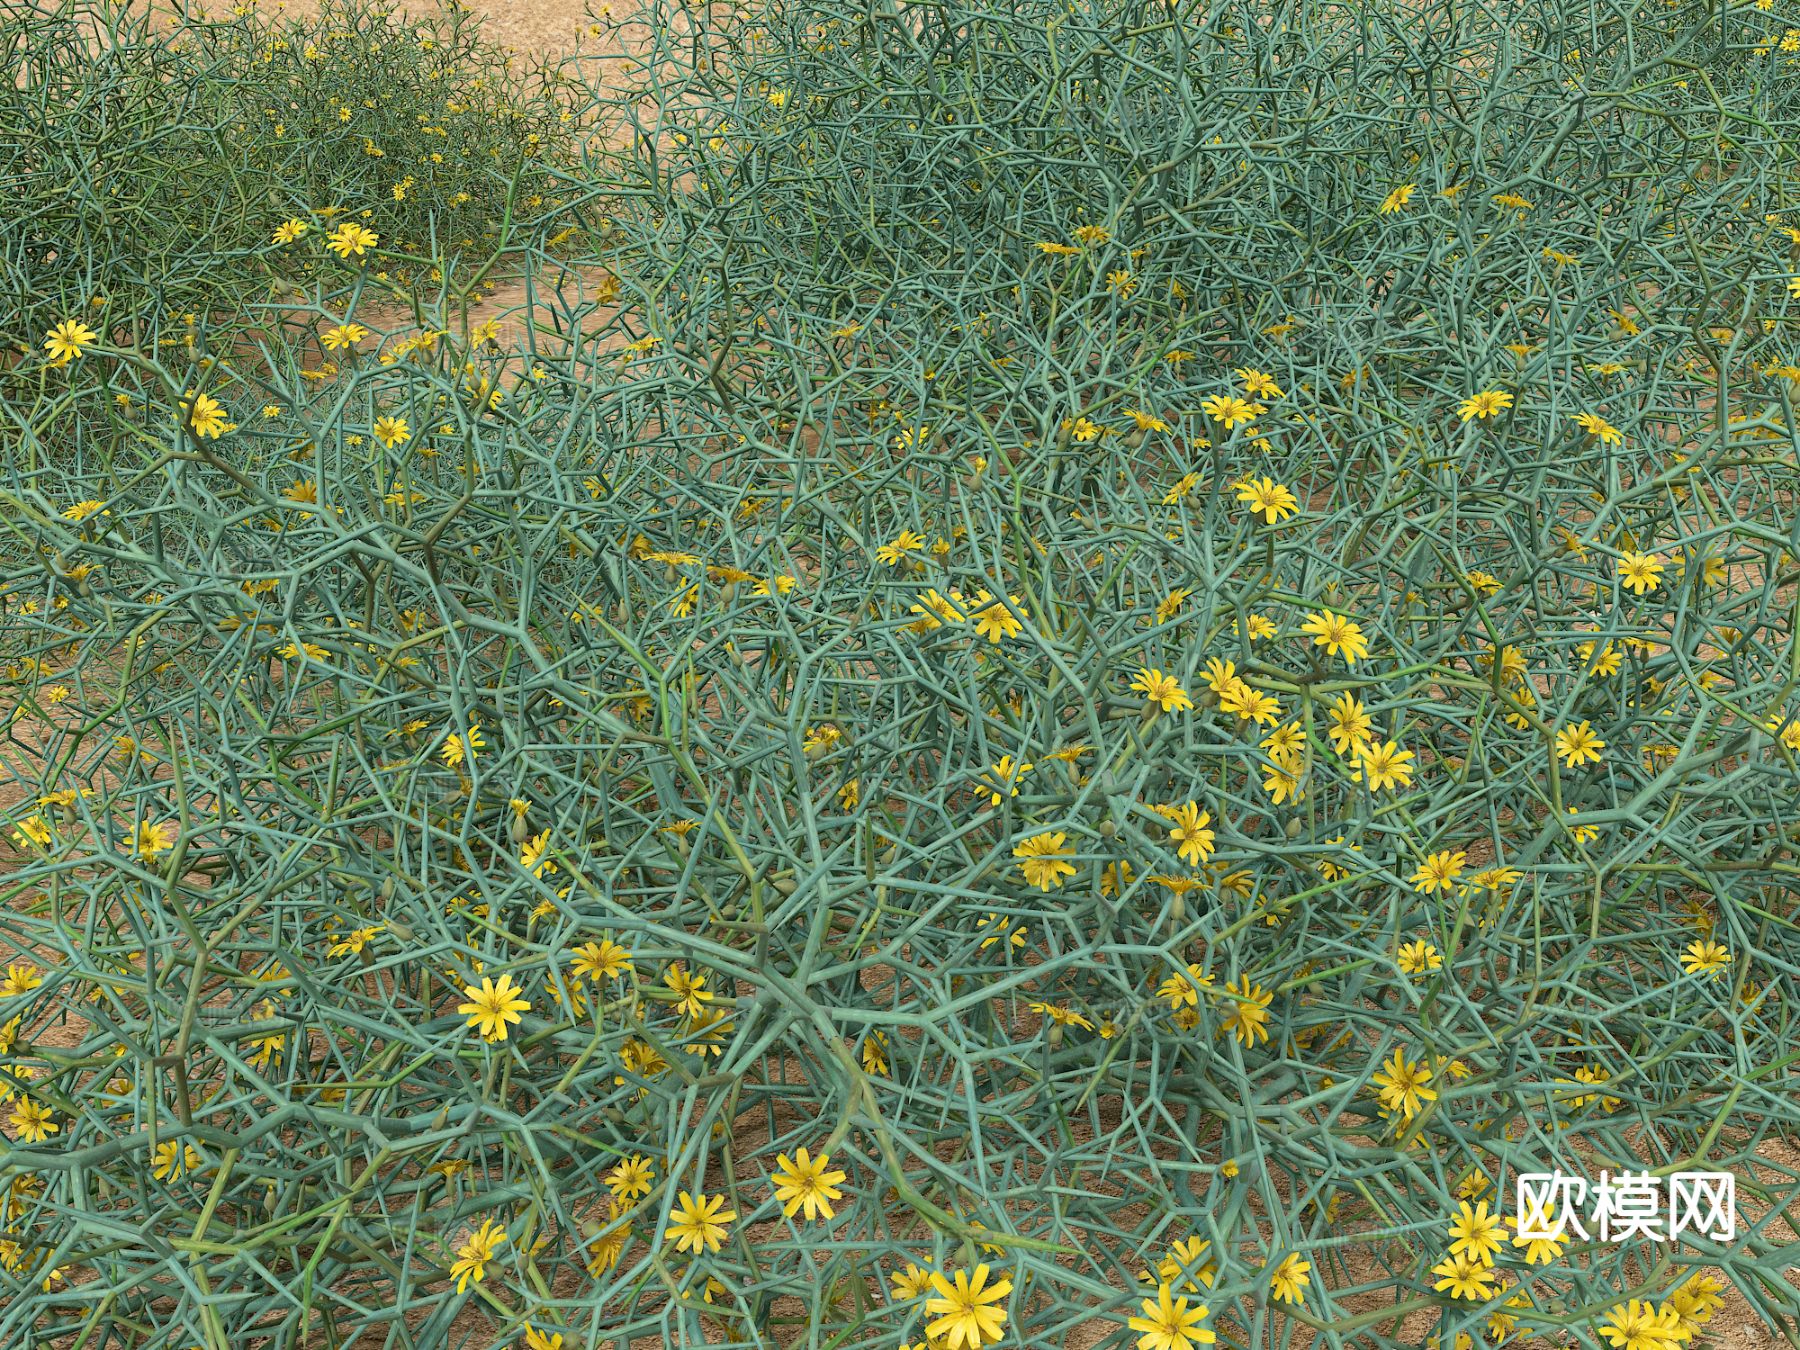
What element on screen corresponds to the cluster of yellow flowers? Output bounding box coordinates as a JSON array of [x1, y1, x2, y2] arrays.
[[1422, 1199, 1728, 1350], [12, 35, 1798, 1332]]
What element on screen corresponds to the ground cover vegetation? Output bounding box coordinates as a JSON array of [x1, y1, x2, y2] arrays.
[[2, 0, 1800, 1346]]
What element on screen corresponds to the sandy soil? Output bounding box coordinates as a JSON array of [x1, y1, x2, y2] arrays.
[[281, 0, 606, 55]]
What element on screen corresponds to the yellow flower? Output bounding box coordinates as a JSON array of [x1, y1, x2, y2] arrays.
[[1351, 739, 1415, 792], [605, 1153, 655, 1204], [891, 1261, 935, 1299], [1130, 667, 1193, 714], [1565, 807, 1600, 844], [320, 323, 369, 351], [1140, 1236, 1216, 1292], [909, 588, 966, 631], [769, 1147, 847, 1221], [10, 816, 53, 850], [877, 530, 925, 565], [924, 1265, 1012, 1350], [1598, 1299, 1684, 1350], [1152, 583, 1195, 622], [152, 1141, 203, 1181], [272, 218, 309, 244], [1371, 1048, 1436, 1119], [326, 221, 379, 259], [1379, 183, 1416, 214], [1298, 610, 1370, 664], [973, 755, 1033, 807], [1681, 939, 1730, 977], [519, 828, 555, 878], [1253, 748, 1301, 803], [1396, 940, 1441, 974], [1158, 963, 1211, 1010], [1617, 551, 1665, 595], [373, 415, 410, 448], [1164, 802, 1215, 866], [450, 1217, 508, 1292], [1201, 393, 1264, 429], [43, 318, 100, 365], [1447, 1201, 1505, 1265], [1224, 372, 1278, 405], [1579, 639, 1622, 677], [585, 1210, 631, 1274], [570, 939, 633, 982], [1268, 1253, 1310, 1304], [1128, 1282, 1216, 1350], [1572, 410, 1623, 445], [8, 1099, 57, 1144], [1456, 389, 1513, 421], [458, 974, 530, 1042], [1325, 692, 1372, 755], [327, 925, 382, 957], [126, 818, 179, 861], [179, 391, 230, 439], [1218, 680, 1281, 727], [1554, 720, 1606, 768], [1430, 1249, 1496, 1300], [1217, 976, 1273, 1046], [1663, 1274, 1727, 1337], [803, 723, 844, 755], [1232, 476, 1297, 523], [861, 1031, 890, 1075], [968, 589, 1025, 642], [3, 964, 43, 1002], [1013, 831, 1076, 891], [1030, 1001, 1093, 1032], [441, 721, 485, 767], [1507, 1212, 1568, 1265], [1409, 850, 1467, 894], [663, 963, 713, 1018], [667, 1190, 736, 1254], [1260, 722, 1304, 765], [1159, 471, 1202, 504], [1100, 860, 1136, 897]]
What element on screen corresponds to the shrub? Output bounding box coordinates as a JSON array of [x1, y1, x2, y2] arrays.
[[0, 0, 574, 360], [3, 0, 1800, 1346]]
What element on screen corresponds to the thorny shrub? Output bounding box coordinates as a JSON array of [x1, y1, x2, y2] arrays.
[[3, 0, 1800, 1346]]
